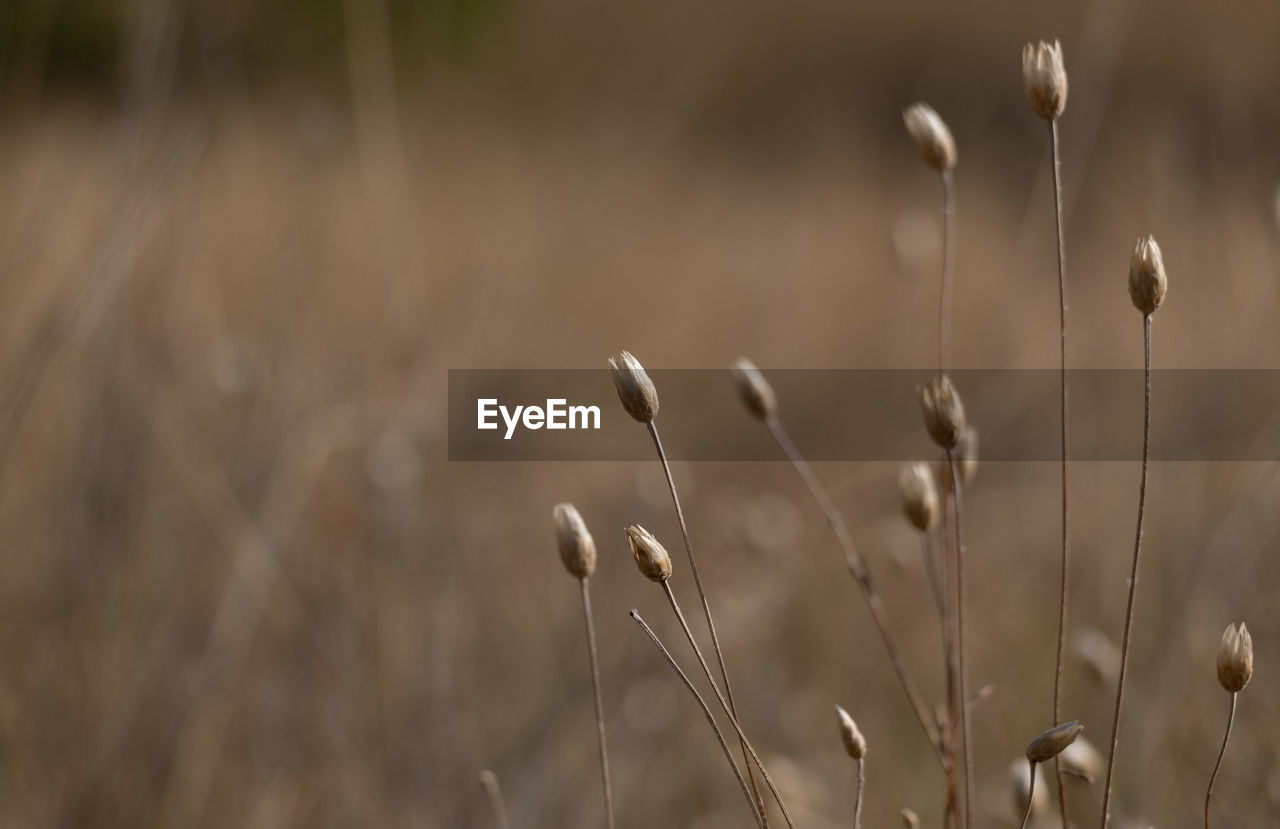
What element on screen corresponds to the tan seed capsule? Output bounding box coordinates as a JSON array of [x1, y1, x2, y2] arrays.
[[1128, 236, 1168, 316], [609, 351, 660, 423], [899, 462, 940, 532], [1022, 40, 1068, 120], [553, 503, 597, 579], [835, 704, 866, 760], [1026, 720, 1083, 764], [1217, 622, 1253, 693], [918, 374, 966, 449], [1059, 735, 1104, 784], [625, 524, 672, 582], [901, 808, 920, 828], [902, 102, 957, 173], [730, 357, 777, 420]]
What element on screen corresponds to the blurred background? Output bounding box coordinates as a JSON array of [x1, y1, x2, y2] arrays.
[[2, 0, 1280, 826]]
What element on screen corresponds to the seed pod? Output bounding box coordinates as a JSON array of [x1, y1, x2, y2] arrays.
[[1059, 735, 1104, 784], [1022, 40, 1068, 120], [609, 351, 659, 423], [902, 102, 957, 173], [625, 524, 672, 582], [553, 503, 597, 579], [1217, 622, 1253, 693], [1026, 720, 1083, 764], [730, 358, 777, 420], [901, 808, 920, 828], [898, 462, 940, 532], [1128, 236, 1168, 316], [835, 704, 866, 760], [918, 374, 966, 449]]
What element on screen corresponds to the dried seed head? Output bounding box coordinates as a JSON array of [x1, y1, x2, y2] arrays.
[[1060, 735, 1104, 784], [1026, 720, 1083, 764], [1128, 236, 1167, 316], [835, 705, 866, 759], [1217, 622, 1253, 693], [1010, 759, 1049, 819], [609, 351, 659, 423], [625, 524, 672, 582], [902, 102, 957, 173], [730, 358, 777, 420], [918, 374, 966, 449], [898, 462, 940, 532], [901, 808, 920, 828], [553, 503, 597, 579], [1022, 40, 1068, 120], [937, 425, 979, 494]]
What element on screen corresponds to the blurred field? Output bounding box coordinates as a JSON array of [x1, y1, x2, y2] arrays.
[[2, 0, 1280, 827]]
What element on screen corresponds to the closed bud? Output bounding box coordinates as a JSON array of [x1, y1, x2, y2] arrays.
[[1022, 40, 1068, 120], [1217, 622, 1253, 693], [1128, 236, 1167, 316], [553, 503, 597, 579], [903, 102, 957, 173], [918, 374, 966, 449], [835, 705, 866, 760], [899, 462, 940, 532], [609, 351, 659, 423], [625, 524, 672, 582], [730, 358, 777, 420], [937, 425, 979, 494], [1026, 720, 1083, 764], [901, 808, 920, 828]]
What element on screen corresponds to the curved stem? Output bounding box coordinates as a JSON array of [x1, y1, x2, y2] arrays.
[[1204, 692, 1237, 829], [939, 169, 956, 372], [765, 414, 945, 766], [1019, 760, 1039, 829], [478, 770, 511, 829], [629, 610, 766, 829], [1100, 314, 1153, 828], [1049, 116, 1072, 829], [646, 421, 768, 823], [662, 582, 796, 828], [579, 579, 615, 829], [948, 451, 974, 829], [854, 758, 866, 829]]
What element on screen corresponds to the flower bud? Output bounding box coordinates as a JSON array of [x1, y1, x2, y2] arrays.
[[835, 705, 866, 759], [553, 503, 597, 579], [1217, 622, 1253, 693], [899, 462, 940, 532], [1022, 40, 1068, 120], [918, 374, 966, 449], [902, 102, 957, 173], [901, 808, 920, 829], [1128, 236, 1167, 316], [609, 351, 659, 423], [730, 357, 777, 420], [1026, 720, 1083, 764], [625, 524, 672, 582]]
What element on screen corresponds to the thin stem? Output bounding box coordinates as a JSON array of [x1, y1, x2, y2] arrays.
[[646, 421, 768, 823], [1204, 692, 1237, 829], [854, 758, 866, 829], [579, 579, 615, 829], [942, 489, 959, 829], [939, 169, 956, 372], [921, 531, 945, 620], [661, 582, 797, 828], [478, 770, 511, 829], [764, 414, 945, 766], [629, 610, 766, 829], [1018, 760, 1039, 829], [1100, 313, 1153, 829], [948, 452, 974, 829], [1049, 116, 1072, 829]]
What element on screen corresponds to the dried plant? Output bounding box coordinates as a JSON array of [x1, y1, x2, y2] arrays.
[[836, 705, 867, 829], [1020, 722, 1084, 829], [1100, 236, 1168, 828], [478, 770, 511, 829], [1206, 623, 1253, 827], [902, 102, 958, 370]]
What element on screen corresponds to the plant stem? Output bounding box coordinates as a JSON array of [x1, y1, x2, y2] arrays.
[[921, 531, 945, 621], [579, 579, 615, 829], [1049, 116, 1072, 829], [1018, 760, 1038, 829], [948, 451, 974, 829], [1100, 313, 1153, 829], [939, 169, 956, 371], [1204, 692, 1237, 829], [646, 421, 768, 823], [478, 770, 511, 829], [661, 582, 796, 828], [854, 758, 866, 829], [942, 489, 959, 829], [629, 610, 767, 829], [764, 414, 945, 766]]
